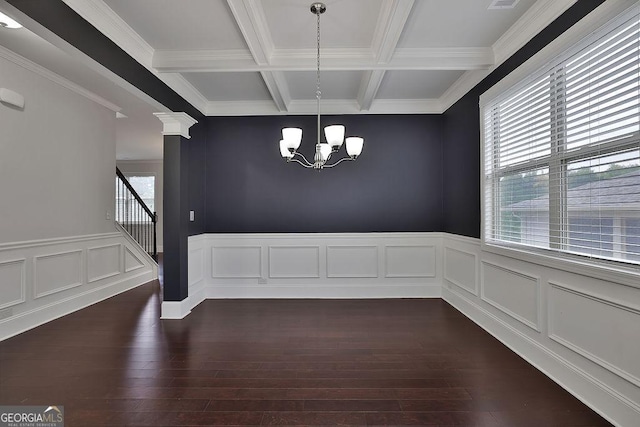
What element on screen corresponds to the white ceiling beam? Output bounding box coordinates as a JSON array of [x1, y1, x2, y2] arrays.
[[226, 0, 289, 112], [204, 98, 442, 116], [260, 70, 291, 112], [152, 47, 493, 73], [357, 0, 415, 111]]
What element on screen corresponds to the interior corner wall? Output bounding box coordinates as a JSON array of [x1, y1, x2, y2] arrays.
[[0, 51, 116, 244], [203, 115, 443, 233], [116, 160, 165, 251], [186, 121, 208, 237], [442, 0, 607, 239]]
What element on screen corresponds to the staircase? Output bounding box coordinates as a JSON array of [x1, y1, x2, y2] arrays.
[[116, 167, 157, 260]]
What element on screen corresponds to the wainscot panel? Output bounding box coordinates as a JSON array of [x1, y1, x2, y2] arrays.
[[444, 246, 477, 295], [549, 282, 640, 388], [327, 246, 378, 278], [0, 259, 26, 309], [0, 231, 157, 340], [87, 243, 121, 283], [34, 249, 83, 299], [480, 260, 540, 331], [125, 246, 145, 272], [211, 246, 262, 279], [270, 246, 320, 278], [385, 245, 436, 278]]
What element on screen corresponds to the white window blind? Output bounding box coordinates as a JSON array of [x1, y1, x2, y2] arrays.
[[483, 5, 640, 266]]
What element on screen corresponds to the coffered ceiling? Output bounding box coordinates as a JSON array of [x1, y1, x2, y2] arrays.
[[59, 0, 578, 116]]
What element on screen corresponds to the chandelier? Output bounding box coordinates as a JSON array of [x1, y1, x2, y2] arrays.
[[279, 2, 364, 169]]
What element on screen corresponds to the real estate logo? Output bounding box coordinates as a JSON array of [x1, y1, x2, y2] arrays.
[[0, 406, 64, 427]]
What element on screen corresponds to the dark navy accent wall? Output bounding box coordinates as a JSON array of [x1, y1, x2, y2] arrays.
[[187, 121, 209, 236], [163, 135, 189, 301], [442, 0, 606, 238], [204, 115, 443, 233]]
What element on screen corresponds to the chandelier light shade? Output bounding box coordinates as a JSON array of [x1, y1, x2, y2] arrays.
[[279, 3, 364, 170]]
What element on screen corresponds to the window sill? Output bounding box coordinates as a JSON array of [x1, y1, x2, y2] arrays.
[[481, 241, 640, 290]]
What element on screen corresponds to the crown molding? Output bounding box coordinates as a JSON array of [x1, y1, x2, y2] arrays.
[[205, 100, 280, 116], [369, 98, 443, 114], [394, 47, 494, 69], [0, 45, 121, 112], [61, 0, 154, 68], [153, 49, 256, 72], [438, 69, 492, 113], [159, 73, 209, 113], [492, 0, 578, 65]]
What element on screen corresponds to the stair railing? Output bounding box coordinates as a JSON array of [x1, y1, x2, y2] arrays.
[[115, 167, 157, 260]]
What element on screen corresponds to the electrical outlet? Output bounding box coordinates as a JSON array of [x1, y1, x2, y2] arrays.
[[106, 210, 111, 220]]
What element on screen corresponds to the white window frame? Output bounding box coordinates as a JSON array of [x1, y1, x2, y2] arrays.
[[479, 0, 640, 288]]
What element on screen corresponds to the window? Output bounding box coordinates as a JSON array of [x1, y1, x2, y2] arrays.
[[116, 175, 155, 222], [482, 5, 640, 266]]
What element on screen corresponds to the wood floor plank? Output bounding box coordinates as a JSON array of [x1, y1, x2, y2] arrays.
[[0, 274, 611, 426]]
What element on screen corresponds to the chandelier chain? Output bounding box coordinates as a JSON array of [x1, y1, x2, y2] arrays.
[[316, 9, 321, 101]]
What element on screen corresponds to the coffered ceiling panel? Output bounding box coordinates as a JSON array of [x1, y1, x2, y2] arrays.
[[183, 72, 273, 101], [262, 0, 384, 49], [397, 0, 538, 48], [377, 70, 466, 100], [103, 0, 248, 50], [285, 70, 363, 100]]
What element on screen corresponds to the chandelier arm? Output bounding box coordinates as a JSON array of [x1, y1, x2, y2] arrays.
[[322, 156, 355, 168], [288, 157, 315, 168], [293, 151, 314, 166]]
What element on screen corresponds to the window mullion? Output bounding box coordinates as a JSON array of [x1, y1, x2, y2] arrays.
[[549, 66, 567, 250]]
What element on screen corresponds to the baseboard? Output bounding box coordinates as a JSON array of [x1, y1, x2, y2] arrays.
[[206, 283, 442, 299], [0, 270, 155, 340], [161, 281, 206, 319], [442, 286, 640, 427]]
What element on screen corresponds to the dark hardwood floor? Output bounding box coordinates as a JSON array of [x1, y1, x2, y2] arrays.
[[0, 264, 612, 426]]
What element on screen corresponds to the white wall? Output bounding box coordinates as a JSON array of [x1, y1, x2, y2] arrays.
[[0, 49, 116, 244], [116, 160, 164, 251], [0, 48, 157, 340], [442, 234, 640, 427]]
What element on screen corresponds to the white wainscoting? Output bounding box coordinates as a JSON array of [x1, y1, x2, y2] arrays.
[[442, 234, 640, 427], [0, 259, 26, 309], [480, 260, 541, 331], [0, 231, 157, 340], [188, 233, 442, 301]]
